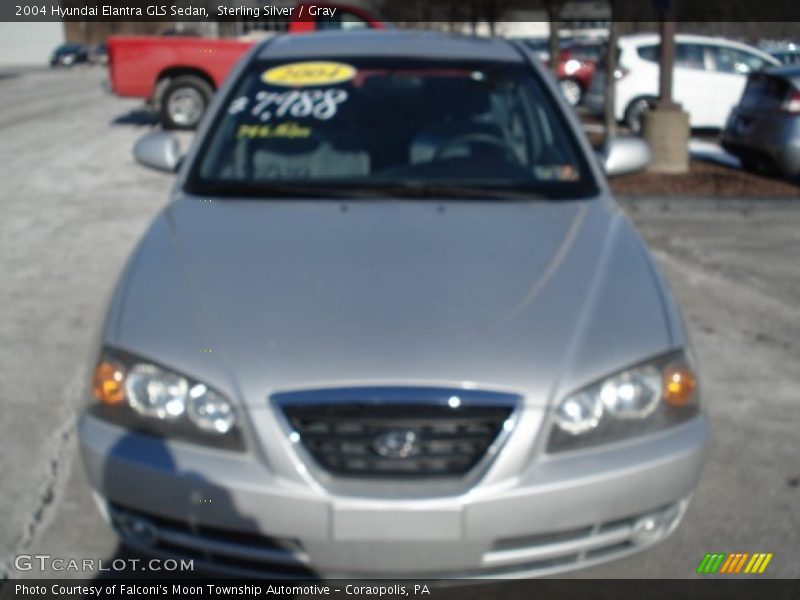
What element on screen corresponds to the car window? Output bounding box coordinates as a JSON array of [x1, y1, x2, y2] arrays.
[[740, 73, 791, 109], [188, 58, 597, 200], [676, 43, 706, 70], [638, 43, 707, 70], [709, 46, 766, 74], [636, 44, 658, 63]]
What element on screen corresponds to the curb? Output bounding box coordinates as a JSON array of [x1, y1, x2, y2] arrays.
[[617, 195, 800, 211]]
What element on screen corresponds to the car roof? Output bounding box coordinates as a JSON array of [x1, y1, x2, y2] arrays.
[[621, 32, 757, 48], [256, 30, 524, 63], [619, 33, 778, 62]]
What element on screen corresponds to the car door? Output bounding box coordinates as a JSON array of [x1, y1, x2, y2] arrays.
[[704, 44, 769, 128], [672, 42, 714, 126]]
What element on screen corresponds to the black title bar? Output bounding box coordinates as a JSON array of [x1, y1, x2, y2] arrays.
[[3, 1, 800, 23]]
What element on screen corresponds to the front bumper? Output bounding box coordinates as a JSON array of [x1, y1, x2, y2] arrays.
[[79, 413, 708, 578]]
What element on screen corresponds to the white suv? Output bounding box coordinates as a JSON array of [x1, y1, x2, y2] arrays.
[[585, 34, 780, 132]]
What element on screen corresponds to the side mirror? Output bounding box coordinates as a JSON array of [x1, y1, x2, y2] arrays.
[[133, 131, 181, 173], [601, 136, 651, 177]]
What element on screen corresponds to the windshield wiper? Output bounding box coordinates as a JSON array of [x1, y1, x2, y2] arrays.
[[190, 181, 550, 201]]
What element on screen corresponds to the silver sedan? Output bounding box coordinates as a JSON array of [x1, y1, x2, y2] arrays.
[[79, 30, 708, 578]]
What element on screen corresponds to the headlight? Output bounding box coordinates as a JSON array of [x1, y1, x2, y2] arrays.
[[554, 390, 603, 435], [187, 384, 236, 434], [599, 365, 662, 419], [548, 351, 699, 453], [90, 349, 242, 450], [126, 364, 187, 419]]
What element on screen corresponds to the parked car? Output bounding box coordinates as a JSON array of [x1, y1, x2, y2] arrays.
[[769, 48, 800, 66], [519, 36, 551, 61], [49, 43, 90, 67], [554, 40, 605, 106], [81, 30, 708, 578], [107, 2, 386, 129], [585, 34, 781, 133], [721, 66, 800, 178], [91, 42, 108, 65]]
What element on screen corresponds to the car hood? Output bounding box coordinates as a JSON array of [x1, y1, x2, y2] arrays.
[[108, 195, 678, 408]]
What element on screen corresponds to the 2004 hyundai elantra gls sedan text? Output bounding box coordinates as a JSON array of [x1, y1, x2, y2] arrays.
[[80, 30, 708, 578]]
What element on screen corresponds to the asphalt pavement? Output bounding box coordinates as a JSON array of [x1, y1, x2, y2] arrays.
[[0, 68, 798, 579]]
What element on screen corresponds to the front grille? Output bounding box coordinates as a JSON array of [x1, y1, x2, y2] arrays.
[[275, 389, 518, 478]]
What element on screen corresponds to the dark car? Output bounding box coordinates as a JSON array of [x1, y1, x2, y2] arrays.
[[722, 67, 800, 178], [91, 42, 108, 65], [770, 48, 800, 66], [50, 43, 90, 67]]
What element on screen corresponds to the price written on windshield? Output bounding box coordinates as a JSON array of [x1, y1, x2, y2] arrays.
[[228, 89, 349, 122]]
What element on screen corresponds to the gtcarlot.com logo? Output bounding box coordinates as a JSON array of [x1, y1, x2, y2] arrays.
[[14, 554, 194, 573], [697, 552, 773, 574]]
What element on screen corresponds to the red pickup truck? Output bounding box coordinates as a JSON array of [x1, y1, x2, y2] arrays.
[[108, 2, 385, 129]]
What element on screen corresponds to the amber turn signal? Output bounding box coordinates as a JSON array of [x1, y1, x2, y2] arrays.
[[662, 364, 697, 407], [92, 361, 126, 405]]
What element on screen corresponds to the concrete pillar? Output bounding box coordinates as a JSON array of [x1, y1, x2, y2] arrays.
[[643, 106, 690, 174]]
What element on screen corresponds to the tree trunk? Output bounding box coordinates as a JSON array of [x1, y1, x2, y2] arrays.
[[547, 18, 560, 77], [483, 0, 498, 37], [603, 20, 621, 143]]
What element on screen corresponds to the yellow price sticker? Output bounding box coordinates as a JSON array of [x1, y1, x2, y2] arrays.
[[236, 122, 312, 139], [262, 61, 356, 87]]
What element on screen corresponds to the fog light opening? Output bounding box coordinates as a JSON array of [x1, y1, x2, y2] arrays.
[[631, 502, 687, 546], [114, 512, 159, 547], [631, 514, 663, 546]]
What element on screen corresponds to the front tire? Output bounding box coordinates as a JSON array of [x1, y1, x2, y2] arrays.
[[160, 75, 213, 130]]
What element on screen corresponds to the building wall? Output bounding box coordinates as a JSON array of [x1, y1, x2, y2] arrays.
[[0, 22, 64, 67]]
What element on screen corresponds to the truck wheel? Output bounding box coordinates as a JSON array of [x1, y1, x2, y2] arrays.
[[160, 75, 213, 130]]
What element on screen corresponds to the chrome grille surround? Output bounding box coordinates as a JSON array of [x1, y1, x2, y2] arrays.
[[272, 387, 521, 479]]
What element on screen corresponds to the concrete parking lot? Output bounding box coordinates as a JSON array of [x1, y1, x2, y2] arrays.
[[0, 68, 798, 579]]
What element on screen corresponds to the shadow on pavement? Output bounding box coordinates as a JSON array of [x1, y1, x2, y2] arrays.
[[111, 109, 159, 127]]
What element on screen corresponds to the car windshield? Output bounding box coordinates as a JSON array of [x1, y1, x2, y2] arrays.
[[187, 58, 597, 200]]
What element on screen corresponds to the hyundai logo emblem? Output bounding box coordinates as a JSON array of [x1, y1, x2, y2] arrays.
[[373, 429, 420, 459]]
